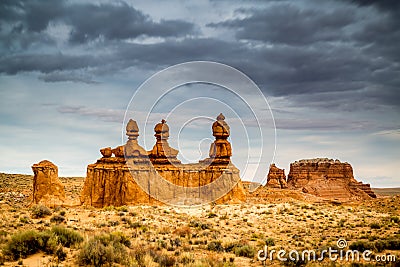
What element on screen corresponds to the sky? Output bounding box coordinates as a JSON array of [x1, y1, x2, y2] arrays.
[[0, 0, 399, 187]]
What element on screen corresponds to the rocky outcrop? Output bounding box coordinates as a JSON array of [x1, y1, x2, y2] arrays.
[[31, 160, 65, 207], [80, 115, 246, 207], [266, 164, 288, 189], [287, 158, 376, 200]]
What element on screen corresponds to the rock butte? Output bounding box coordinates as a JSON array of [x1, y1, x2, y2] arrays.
[[31, 160, 65, 207], [286, 158, 376, 200], [80, 114, 246, 207], [265, 163, 288, 189]]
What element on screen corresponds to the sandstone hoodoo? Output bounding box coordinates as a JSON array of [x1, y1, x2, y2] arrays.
[[266, 163, 288, 189], [80, 114, 246, 207], [287, 158, 376, 200], [31, 160, 66, 207]]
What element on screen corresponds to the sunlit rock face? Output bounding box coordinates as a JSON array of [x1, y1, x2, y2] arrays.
[[266, 164, 288, 189], [80, 115, 246, 208], [287, 158, 376, 200], [31, 160, 65, 207]]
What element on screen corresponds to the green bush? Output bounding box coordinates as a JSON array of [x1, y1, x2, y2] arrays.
[[31, 205, 52, 219], [78, 232, 131, 267], [3, 230, 57, 260], [51, 226, 83, 247], [234, 245, 255, 258]]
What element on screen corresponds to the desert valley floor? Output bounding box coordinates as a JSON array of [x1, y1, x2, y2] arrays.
[[0, 173, 399, 267]]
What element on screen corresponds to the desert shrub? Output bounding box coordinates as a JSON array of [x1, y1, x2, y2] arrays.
[[116, 205, 128, 212], [265, 237, 275, 246], [369, 222, 381, 229], [51, 226, 83, 247], [19, 216, 30, 224], [173, 226, 191, 237], [189, 220, 210, 230], [103, 205, 115, 211], [3, 230, 57, 260], [374, 239, 400, 251], [50, 215, 65, 224], [149, 250, 176, 267], [283, 257, 308, 266], [207, 240, 224, 252], [55, 246, 67, 261], [207, 212, 218, 218], [78, 232, 130, 267], [390, 216, 400, 223], [180, 252, 195, 264], [385, 239, 400, 250], [31, 205, 52, 218], [349, 241, 374, 252], [234, 244, 255, 258]]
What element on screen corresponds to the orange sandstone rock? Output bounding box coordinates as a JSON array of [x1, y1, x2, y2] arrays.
[[80, 115, 246, 207], [287, 158, 376, 200], [266, 164, 288, 189], [31, 160, 65, 207]]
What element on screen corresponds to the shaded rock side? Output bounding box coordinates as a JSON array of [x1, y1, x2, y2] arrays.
[[287, 158, 376, 200], [31, 160, 65, 207], [266, 164, 288, 189]]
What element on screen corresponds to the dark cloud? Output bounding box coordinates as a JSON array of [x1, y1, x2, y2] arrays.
[[0, 0, 399, 111], [0, 53, 99, 74], [345, 0, 400, 11], [66, 2, 197, 43], [208, 4, 355, 45], [0, 0, 197, 49]]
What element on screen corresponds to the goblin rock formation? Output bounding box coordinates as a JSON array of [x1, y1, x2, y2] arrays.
[[208, 113, 232, 164], [266, 164, 288, 189], [31, 160, 65, 207], [80, 114, 246, 207], [148, 119, 180, 165], [287, 158, 376, 200]]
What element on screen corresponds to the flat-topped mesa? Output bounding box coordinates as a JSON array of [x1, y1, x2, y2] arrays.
[[148, 119, 181, 165], [287, 158, 376, 200], [31, 160, 65, 207], [266, 164, 288, 189]]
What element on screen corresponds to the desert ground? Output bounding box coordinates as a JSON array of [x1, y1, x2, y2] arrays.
[[0, 173, 399, 267]]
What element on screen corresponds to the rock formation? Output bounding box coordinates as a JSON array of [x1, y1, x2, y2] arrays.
[[31, 160, 65, 207], [207, 113, 232, 164], [266, 164, 288, 189], [148, 119, 180, 165], [80, 114, 246, 207], [287, 158, 376, 200]]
